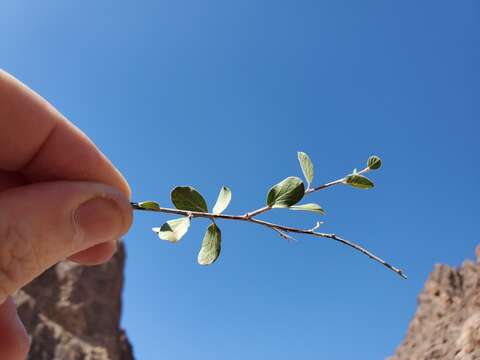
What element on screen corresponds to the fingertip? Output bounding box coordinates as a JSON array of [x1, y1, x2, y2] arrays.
[[74, 189, 133, 248], [68, 241, 118, 265], [95, 150, 131, 200], [114, 169, 132, 200], [0, 297, 30, 360]]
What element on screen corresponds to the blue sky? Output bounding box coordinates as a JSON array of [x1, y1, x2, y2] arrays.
[[2, 1, 479, 358]]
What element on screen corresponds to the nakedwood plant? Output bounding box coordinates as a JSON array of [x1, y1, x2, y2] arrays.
[[131, 152, 406, 279]]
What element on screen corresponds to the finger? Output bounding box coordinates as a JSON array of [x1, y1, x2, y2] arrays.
[[67, 241, 118, 265], [0, 70, 130, 198], [0, 170, 116, 266], [0, 181, 132, 304], [0, 297, 29, 360], [0, 70, 130, 268]]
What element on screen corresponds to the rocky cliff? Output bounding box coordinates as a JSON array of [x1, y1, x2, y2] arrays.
[[389, 245, 480, 360], [14, 242, 134, 360]]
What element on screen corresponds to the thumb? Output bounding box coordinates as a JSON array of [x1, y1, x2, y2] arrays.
[[0, 181, 132, 304]]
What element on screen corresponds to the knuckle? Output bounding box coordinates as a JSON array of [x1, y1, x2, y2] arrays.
[[0, 220, 40, 299]]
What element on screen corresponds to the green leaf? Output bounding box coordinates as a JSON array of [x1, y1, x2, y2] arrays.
[[138, 201, 160, 210], [171, 186, 208, 212], [152, 217, 190, 243], [212, 186, 232, 214], [367, 155, 382, 170], [266, 176, 305, 208], [289, 203, 325, 215], [345, 174, 374, 189], [197, 223, 221, 265], [297, 151, 314, 187]]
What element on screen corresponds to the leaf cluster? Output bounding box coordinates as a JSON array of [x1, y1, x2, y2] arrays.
[[140, 152, 382, 266]]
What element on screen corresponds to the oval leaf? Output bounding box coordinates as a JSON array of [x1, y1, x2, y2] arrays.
[[138, 200, 160, 210], [171, 186, 208, 212], [266, 176, 305, 208], [212, 186, 232, 214], [297, 151, 314, 187], [289, 203, 325, 215], [345, 174, 374, 189], [367, 155, 382, 170], [197, 223, 221, 265], [153, 217, 190, 243]]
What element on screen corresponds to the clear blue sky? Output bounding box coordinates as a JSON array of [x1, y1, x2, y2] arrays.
[[2, 1, 479, 359]]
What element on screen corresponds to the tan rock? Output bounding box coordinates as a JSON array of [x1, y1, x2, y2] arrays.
[[14, 242, 134, 360], [388, 246, 480, 360]]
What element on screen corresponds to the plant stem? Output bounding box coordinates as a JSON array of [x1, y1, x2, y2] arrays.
[[130, 202, 407, 279], [246, 167, 370, 217], [244, 206, 271, 218], [306, 166, 370, 193]]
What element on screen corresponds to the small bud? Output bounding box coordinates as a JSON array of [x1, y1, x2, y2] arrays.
[[367, 155, 382, 170]]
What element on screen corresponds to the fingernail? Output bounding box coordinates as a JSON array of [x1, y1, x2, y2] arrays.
[[74, 198, 126, 245]]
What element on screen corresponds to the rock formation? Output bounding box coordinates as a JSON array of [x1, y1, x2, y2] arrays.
[[389, 245, 480, 360], [14, 242, 134, 360]]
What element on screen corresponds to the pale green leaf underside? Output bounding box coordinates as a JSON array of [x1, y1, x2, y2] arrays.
[[345, 174, 374, 189], [289, 203, 325, 215], [297, 151, 314, 187], [212, 186, 232, 214], [267, 176, 305, 208], [138, 201, 160, 210], [171, 186, 208, 212], [153, 217, 190, 243], [197, 223, 221, 265]]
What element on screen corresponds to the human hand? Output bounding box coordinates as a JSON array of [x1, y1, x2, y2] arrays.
[[0, 70, 133, 359]]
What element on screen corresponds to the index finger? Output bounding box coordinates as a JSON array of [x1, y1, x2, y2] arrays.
[[0, 69, 130, 198]]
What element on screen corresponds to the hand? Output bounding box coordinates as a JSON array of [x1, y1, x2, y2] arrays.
[[0, 70, 133, 359]]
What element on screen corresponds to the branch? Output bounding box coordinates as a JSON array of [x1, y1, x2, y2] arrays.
[[245, 167, 370, 219], [307, 166, 370, 193], [131, 153, 403, 278], [131, 202, 407, 279]]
